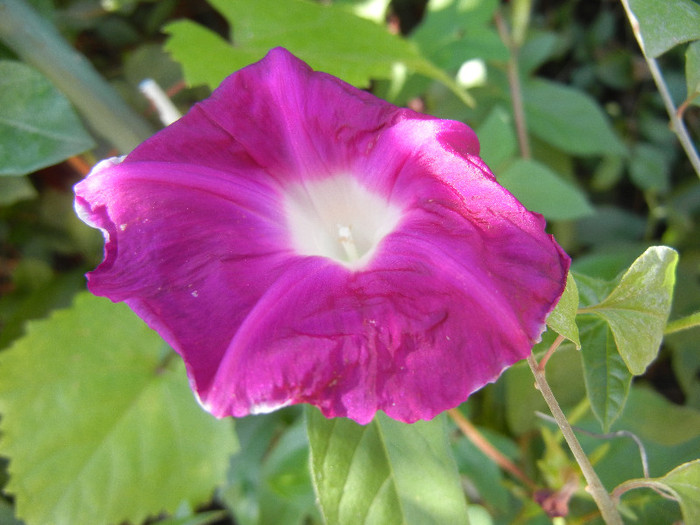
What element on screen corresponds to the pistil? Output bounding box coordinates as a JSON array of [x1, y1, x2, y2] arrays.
[[337, 224, 359, 262]]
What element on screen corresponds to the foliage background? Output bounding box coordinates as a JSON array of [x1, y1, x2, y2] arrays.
[[0, 0, 699, 524]]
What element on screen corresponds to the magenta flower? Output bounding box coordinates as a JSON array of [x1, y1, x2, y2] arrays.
[[74, 48, 569, 424]]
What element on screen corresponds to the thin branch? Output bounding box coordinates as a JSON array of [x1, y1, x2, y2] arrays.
[[447, 408, 537, 490], [538, 334, 566, 372], [611, 478, 678, 504], [535, 411, 649, 478], [527, 354, 624, 525], [494, 10, 531, 159], [620, 0, 700, 179]]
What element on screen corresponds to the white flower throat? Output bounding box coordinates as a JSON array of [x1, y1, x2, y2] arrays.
[[285, 174, 402, 269]]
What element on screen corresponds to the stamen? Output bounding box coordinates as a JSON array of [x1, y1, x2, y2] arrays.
[[284, 173, 402, 269], [337, 224, 359, 262]]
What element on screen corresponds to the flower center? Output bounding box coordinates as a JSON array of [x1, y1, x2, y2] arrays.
[[284, 174, 402, 268]]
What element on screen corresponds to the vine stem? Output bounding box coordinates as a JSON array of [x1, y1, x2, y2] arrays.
[[494, 9, 531, 160], [619, 0, 700, 179], [527, 353, 624, 525]]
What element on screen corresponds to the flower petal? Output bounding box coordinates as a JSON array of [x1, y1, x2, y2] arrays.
[[75, 47, 569, 424], [199, 162, 568, 424], [75, 158, 294, 394], [126, 48, 417, 185]]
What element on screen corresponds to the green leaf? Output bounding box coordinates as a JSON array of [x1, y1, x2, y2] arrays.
[[411, 0, 506, 70], [629, 143, 670, 193], [582, 246, 678, 375], [163, 20, 255, 90], [0, 60, 94, 176], [476, 106, 517, 170], [220, 409, 319, 525], [686, 40, 700, 107], [307, 409, 469, 525], [591, 155, 625, 191], [452, 426, 513, 511], [519, 31, 560, 74], [628, 0, 700, 58], [0, 293, 238, 525], [523, 78, 627, 156], [546, 272, 581, 348], [497, 158, 594, 221], [163, 0, 472, 106], [0, 176, 37, 205], [574, 208, 646, 247], [617, 460, 700, 524], [579, 317, 633, 431], [619, 387, 700, 448]]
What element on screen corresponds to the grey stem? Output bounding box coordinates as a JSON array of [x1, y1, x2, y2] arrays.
[[0, 0, 154, 154]]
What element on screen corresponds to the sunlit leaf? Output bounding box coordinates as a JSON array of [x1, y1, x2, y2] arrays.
[[0, 293, 238, 525], [163, 20, 257, 90], [307, 409, 469, 525], [546, 272, 581, 348], [582, 246, 678, 375], [334, 0, 393, 23], [0, 61, 94, 176], [164, 0, 471, 106], [579, 317, 633, 431], [628, 0, 700, 57], [523, 78, 627, 156], [497, 158, 594, 221]]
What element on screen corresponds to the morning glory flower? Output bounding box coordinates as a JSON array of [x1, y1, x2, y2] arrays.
[[74, 48, 569, 424]]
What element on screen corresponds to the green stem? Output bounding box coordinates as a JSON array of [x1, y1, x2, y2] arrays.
[[664, 311, 700, 335], [0, 0, 154, 153], [527, 354, 624, 525], [620, 0, 700, 179]]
